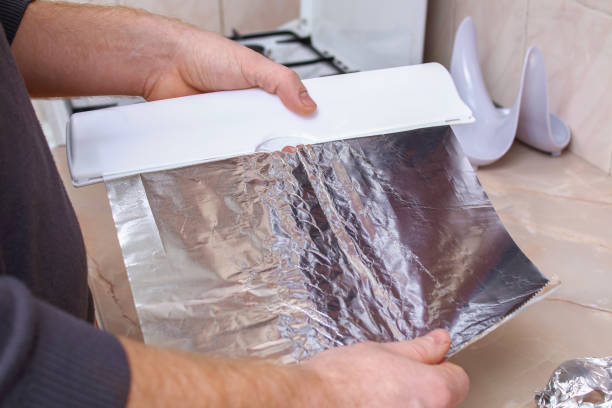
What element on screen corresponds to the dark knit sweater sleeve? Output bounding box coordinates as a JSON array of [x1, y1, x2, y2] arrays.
[[0, 277, 131, 408], [0, 0, 33, 44]]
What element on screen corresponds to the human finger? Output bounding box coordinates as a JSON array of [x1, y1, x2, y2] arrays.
[[381, 329, 451, 364], [434, 361, 470, 406], [246, 54, 317, 115]]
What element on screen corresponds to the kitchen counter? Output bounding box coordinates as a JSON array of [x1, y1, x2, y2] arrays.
[[52, 141, 612, 407], [454, 143, 612, 407]]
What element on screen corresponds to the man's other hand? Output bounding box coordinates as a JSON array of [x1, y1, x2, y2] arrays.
[[121, 329, 468, 408], [303, 329, 470, 407]]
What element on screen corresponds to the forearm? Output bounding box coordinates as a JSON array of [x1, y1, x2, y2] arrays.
[[119, 337, 329, 407], [11, 1, 182, 98], [10, 1, 317, 112]]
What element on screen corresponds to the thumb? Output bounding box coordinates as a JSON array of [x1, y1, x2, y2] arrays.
[[249, 56, 317, 115], [382, 329, 451, 364], [268, 67, 317, 115]]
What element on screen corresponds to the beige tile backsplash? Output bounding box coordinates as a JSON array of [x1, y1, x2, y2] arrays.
[[528, 0, 612, 175], [220, 0, 299, 36], [56, 0, 299, 34], [119, 0, 221, 32], [426, 0, 612, 175], [454, 0, 529, 107]]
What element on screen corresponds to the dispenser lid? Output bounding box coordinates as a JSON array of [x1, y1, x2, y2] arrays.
[[67, 63, 473, 186]]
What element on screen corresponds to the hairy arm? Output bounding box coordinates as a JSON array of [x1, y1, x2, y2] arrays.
[[120, 337, 325, 407], [11, 1, 316, 113], [120, 329, 469, 408]]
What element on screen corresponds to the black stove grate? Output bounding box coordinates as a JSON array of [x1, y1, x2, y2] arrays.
[[230, 29, 352, 75]]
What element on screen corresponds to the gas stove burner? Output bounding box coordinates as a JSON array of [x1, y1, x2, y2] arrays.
[[230, 29, 350, 79], [244, 44, 266, 56]]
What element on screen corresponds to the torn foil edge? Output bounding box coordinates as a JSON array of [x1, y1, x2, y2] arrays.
[[448, 277, 559, 357]]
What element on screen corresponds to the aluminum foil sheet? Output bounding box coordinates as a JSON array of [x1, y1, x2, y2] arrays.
[[106, 126, 550, 362], [536, 357, 612, 408]]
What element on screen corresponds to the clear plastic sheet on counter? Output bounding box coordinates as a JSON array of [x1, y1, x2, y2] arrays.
[[536, 357, 612, 408], [106, 126, 552, 362]]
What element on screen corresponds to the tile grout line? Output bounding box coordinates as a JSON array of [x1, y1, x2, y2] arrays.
[[523, 0, 530, 56], [445, 0, 456, 68], [499, 213, 612, 252], [573, 0, 612, 18], [545, 297, 612, 316], [609, 143, 612, 175], [218, 0, 225, 35], [452, 0, 457, 41], [481, 182, 612, 206]]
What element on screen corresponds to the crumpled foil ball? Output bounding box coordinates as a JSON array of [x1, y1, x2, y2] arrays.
[[536, 357, 612, 408]]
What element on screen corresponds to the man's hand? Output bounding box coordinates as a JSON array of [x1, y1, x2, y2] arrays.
[[12, 1, 316, 115], [120, 329, 469, 407], [303, 329, 469, 407], [143, 29, 317, 115]]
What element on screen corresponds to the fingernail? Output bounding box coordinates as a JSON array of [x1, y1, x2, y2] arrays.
[[299, 89, 316, 108], [426, 330, 448, 345]]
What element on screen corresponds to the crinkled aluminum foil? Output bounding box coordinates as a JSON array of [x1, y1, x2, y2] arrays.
[[106, 126, 550, 362], [536, 357, 612, 408]]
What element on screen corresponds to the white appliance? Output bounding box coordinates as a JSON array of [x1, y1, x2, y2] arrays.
[[310, 0, 427, 70], [233, 0, 428, 77]]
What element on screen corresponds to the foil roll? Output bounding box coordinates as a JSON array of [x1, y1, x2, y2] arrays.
[[106, 126, 550, 362], [536, 357, 612, 408]]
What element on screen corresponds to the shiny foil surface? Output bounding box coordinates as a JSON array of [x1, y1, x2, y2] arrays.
[[106, 126, 550, 362], [536, 357, 612, 408]]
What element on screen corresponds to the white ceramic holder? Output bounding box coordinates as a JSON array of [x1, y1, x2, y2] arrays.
[[450, 17, 571, 167]]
